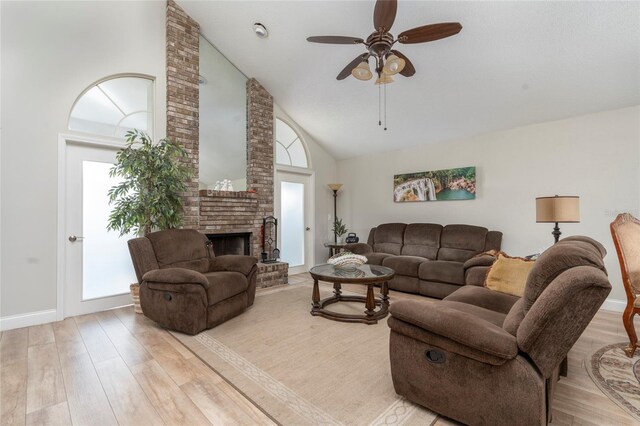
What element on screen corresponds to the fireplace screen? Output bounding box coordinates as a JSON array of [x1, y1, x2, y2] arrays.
[[261, 216, 279, 263]]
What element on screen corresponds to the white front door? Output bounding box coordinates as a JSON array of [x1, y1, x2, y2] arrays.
[[63, 141, 136, 317], [275, 171, 313, 275]]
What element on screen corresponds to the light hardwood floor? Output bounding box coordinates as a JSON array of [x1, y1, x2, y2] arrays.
[[1, 273, 637, 426]]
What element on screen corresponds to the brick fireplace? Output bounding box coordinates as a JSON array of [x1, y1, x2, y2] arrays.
[[166, 1, 287, 288]]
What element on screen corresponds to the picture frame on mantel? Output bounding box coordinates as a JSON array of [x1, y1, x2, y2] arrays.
[[393, 166, 476, 202]]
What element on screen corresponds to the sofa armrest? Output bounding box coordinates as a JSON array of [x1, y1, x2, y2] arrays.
[[209, 255, 258, 276], [389, 300, 517, 361], [464, 254, 497, 269], [464, 254, 497, 286], [344, 243, 373, 255], [142, 268, 209, 288]]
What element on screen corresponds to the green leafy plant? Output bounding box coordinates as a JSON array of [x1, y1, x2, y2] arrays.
[[332, 218, 348, 237], [107, 130, 192, 236]]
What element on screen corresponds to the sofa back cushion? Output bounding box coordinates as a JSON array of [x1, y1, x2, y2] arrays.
[[437, 225, 489, 262], [146, 229, 210, 273], [401, 223, 442, 259], [373, 223, 407, 255]]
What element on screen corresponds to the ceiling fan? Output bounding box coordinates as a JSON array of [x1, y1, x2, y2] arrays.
[[307, 0, 462, 84]]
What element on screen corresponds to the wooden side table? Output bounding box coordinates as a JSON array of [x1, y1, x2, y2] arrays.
[[323, 242, 347, 257]]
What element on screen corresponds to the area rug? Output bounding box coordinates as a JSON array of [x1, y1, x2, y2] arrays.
[[171, 283, 439, 425], [585, 342, 640, 421]]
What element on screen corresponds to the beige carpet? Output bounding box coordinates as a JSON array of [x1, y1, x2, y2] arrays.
[[171, 283, 439, 425], [585, 342, 640, 422]]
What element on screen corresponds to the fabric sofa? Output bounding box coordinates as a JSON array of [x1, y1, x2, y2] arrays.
[[345, 223, 502, 298], [387, 236, 611, 425], [128, 229, 258, 335]]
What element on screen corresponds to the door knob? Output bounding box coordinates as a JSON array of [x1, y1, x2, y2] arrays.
[[306, 227, 311, 231], [68, 235, 85, 242]]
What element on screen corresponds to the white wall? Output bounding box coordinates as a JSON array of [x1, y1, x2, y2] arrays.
[[1, 1, 167, 321], [337, 106, 640, 303], [274, 105, 339, 265]]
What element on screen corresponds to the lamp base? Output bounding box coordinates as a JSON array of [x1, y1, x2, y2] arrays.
[[552, 222, 561, 244]]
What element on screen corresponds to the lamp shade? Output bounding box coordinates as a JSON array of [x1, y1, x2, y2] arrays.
[[375, 74, 394, 85], [536, 196, 580, 223], [351, 61, 373, 81], [328, 183, 343, 192], [382, 54, 406, 75]]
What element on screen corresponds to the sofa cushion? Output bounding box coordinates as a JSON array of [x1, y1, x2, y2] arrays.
[[485, 253, 535, 297], [437, 225, 488, 262], [444, 285, 519, 315], [147, 229, 209, 273], [365, 252, 394, 266], [523, 240, 605, 313], [419, 260, 465, 285], [373, 223, 406, 255], [401, 224, 442, 259], [440, 300, 507, 328], [382, 256, 427, 277], [204, 271, 248, 305]]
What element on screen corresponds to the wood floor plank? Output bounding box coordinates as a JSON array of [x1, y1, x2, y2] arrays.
[[94, 357, 163, 426], [25, 342, 66, 414], [130, 359, 210, 425], [25, 401, 71, 426], [27, 324, 55, 347], [181, 357, 276, 426], [73, 314, 120, 364], [94, 310, 152, 367], [57, 339, 118, 426], [1, 328, 29, 425]]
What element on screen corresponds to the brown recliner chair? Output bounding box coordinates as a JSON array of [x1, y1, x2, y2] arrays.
[[387, 236, 611, 426], [128, 229, 258, 335]]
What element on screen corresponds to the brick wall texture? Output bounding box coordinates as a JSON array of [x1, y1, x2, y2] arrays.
[[166, 2, 285, 286], [166, 0, 200, 229]]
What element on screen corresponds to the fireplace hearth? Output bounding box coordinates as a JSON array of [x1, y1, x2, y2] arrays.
[[206, 232, 252, 256]]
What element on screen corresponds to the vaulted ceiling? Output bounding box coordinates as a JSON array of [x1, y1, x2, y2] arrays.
[[179, 1, 640, 160]]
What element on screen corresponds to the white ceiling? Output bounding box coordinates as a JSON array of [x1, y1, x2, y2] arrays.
[[179, 1, 640, 160]]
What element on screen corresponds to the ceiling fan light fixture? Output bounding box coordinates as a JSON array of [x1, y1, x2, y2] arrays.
[[351, 61, 373, 80], [382, 54, 406, 75], [375, 74, 394, 85]]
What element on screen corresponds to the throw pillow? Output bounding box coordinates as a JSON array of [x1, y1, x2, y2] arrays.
[[484, 252, 535, 297]]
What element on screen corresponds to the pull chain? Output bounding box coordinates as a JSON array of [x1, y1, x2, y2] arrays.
[[384, 82, 387, 131], [378, 82, 382, 126]]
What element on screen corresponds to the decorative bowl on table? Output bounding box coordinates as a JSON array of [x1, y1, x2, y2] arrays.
[[327, 251, 367, 271]]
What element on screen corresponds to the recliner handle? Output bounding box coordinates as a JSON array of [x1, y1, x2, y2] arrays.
[[425, 349, 445, 363]]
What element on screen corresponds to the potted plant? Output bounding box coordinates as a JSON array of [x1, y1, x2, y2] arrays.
[[333, 218, 348, 244], [107, 129, 192, 312]]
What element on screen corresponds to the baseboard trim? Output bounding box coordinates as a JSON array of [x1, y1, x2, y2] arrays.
[[0, 309, 58, 331], [600, 298, 626, 313]]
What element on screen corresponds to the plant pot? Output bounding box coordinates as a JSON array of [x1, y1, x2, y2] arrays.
[[130, 283, 142, 314]]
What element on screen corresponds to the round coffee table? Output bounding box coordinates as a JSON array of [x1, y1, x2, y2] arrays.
[[309, 264, 395, 325]]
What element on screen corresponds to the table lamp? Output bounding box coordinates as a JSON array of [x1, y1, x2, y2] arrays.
[[536, 195, 580, 244]]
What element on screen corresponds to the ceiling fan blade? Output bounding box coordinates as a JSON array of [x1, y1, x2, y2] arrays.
[[390, 50, 415, 77], [398, 22, 462, 44], [337, 53, 369, 80], [307, 36, 364, 44], [373, 0, 397, 32]]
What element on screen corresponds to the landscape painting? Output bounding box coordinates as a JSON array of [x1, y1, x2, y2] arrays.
[[394, 166, 476, 202]]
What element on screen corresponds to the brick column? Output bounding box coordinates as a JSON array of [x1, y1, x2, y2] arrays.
[[166, 0, 200, 229], [246, 78, 274, 255]]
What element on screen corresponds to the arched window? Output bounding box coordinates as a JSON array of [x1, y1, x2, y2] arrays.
[[69, 75, 154, 138], [275, 118, 308, 168]]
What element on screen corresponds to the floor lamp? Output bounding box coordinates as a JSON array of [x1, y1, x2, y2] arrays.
[[536, 195, 580, 244], [328, 183, 343, 243]]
